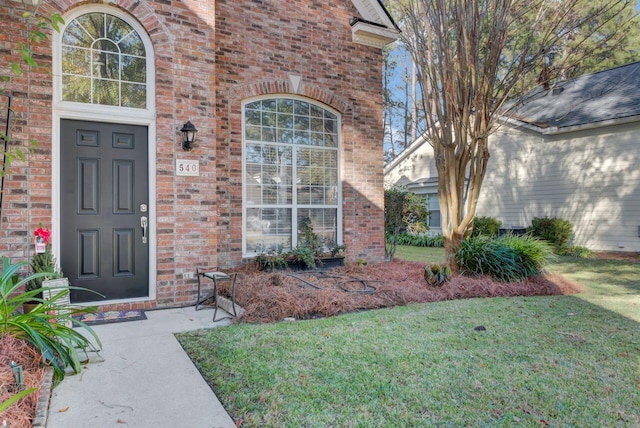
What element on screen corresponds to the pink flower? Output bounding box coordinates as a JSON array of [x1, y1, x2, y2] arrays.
[[34, 227, 51, 244]]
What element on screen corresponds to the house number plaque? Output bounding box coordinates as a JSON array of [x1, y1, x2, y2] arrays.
[[176, 159, 199, 177]]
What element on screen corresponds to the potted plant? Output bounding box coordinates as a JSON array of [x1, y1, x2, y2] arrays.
[[254, 217, 346, 271], [24, 227, 61, 313]]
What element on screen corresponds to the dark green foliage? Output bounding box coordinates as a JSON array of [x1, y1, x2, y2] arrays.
[[254, 248, 288, 271], [559, 245, 594, 258], [396, 232, 444, 247], [0, 257, 101, 382], [471, 216, 502, 238], [289, 247, 318, 269], [385, 187, 429, 260], [528, 217, 574, 253], [455, 235, 554, 282], [27, 245, 60, 293], [254, 220, 345, 271], [424, 263, 452, 286], [298, 216, 322, 256]]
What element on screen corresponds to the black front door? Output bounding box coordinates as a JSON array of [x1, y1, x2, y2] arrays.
[[60, 120, 149, 302]]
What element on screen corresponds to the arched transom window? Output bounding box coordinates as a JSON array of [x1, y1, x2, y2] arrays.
[[61, 12, 147, 108], [243, 97, 341, 255]]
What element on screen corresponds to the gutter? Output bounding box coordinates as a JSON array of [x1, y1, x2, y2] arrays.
[[500, 114, 640, 136]]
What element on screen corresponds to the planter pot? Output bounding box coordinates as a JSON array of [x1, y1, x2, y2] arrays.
[[23, 302, 39, 314], [318, 256, 345, 270], [286, 256, 345, 271]]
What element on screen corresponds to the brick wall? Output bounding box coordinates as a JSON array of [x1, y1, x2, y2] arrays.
[[215, 0, 386, 266], [0, 0, 385, 309]]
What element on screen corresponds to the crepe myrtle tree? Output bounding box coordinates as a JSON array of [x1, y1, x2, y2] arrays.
[[391, 0, 637, 262]]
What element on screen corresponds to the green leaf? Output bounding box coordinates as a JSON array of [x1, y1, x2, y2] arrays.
[[0, 388, 38, 413]]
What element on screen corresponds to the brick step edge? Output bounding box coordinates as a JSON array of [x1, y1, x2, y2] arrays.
[[33, 367, 54, 427]]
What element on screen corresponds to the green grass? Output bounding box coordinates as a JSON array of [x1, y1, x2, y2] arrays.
[[177, 247, 640, 427], [394, 245, 446, 263]]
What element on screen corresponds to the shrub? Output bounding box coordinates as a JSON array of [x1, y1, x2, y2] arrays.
[[0, 257, 101, 382], [424, 263, 452, 286], [528, 217, 573, 253], [396, 232, 444, 247], [471, 216, 502, 238], [559, 245, 594, 258], [384, 187, 429, 260], [455, 235, 554, 282]]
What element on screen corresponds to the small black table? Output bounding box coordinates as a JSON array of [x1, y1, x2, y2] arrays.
[[195, 267, 239, 321]]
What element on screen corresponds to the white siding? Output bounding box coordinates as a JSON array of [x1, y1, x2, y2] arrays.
[[384, 121, 640, 252]]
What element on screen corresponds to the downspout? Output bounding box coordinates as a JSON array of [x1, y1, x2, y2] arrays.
[[0, 95, 12, 232]]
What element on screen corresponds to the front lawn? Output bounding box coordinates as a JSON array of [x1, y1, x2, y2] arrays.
[[178, 252, 640, 427]]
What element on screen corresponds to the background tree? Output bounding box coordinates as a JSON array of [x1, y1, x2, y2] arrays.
[[384, 187, 428, 260], [391, 0, 638, 262]]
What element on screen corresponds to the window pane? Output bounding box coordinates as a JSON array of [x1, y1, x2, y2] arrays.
[[262, 112, 276, 127], [293, 130, 310, 145], [92, 50, 119, 80], [246, 126, 261, 141], [277, 114, 293, 129], [93, 79, 119, 106], [62, 20, 94, 46], [246, 208, 292, 252], [62, 46, 91, 76], [277, 129, 293, 144], [430, 210, 441, 228], [121, 55, 146, 83], [294, 115, 309, 130], [262, 99, 276, 111], [62, 75, 91, 103], [118, 31, 145, 56], [76, 14, 103, 40], [121, 83, 146, 108], [294, 100, 310, 115], [310, 105, 324, 117], [245, 109, 260, 126], [324, 133, 337, 147], [277, 99, 293, 114]]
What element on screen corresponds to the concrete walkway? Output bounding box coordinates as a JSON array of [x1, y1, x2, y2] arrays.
[[46, 307, 236, 428]]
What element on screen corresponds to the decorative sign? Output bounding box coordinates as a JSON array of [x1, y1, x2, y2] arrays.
[[176, 159, 199, 177]]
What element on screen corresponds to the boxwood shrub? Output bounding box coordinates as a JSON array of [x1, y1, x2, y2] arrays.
[[455, 234, 555, 282], [471, 216, 502, 238], [528, 217, 573, 253]]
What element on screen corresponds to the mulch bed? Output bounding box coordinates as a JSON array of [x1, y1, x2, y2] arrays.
[[0, 335, 46, 428], [222, 260, 583, 324]]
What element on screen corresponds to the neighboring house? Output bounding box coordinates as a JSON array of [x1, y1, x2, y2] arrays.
[[1, 0, 398, 308], [385, 61, 640, 253]]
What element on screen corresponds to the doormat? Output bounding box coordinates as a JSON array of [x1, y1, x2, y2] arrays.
[[74, 310, 146, 326]]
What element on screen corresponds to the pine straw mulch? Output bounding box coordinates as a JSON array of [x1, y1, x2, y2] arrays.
[[0, 335, 46, 428], [221, 260, 583, 324]]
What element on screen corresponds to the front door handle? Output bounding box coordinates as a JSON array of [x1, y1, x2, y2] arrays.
[[141, 216, 148, 244]]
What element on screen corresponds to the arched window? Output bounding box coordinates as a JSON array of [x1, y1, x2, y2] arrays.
[[61, 12, 147, 108], [243, 97, 341, 255]]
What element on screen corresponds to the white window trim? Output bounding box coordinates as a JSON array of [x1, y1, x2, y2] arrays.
[[241, 95, 343, 257], [51, 5, 157, 303], [52, 5, 156, 120]]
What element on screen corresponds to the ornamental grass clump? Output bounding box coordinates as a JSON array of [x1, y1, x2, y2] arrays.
[[424, 263, 452, 286], [455, 234, 554, 282]]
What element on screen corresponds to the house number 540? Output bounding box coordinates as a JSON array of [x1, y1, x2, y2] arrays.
[[176, 159, 199, 177]]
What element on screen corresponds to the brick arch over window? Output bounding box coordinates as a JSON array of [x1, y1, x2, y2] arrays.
[[46, 1, 170, 46], [230, 79, 354, 115]]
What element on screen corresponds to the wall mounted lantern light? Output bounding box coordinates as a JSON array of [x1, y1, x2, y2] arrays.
[[180, 121, 198, 151]]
